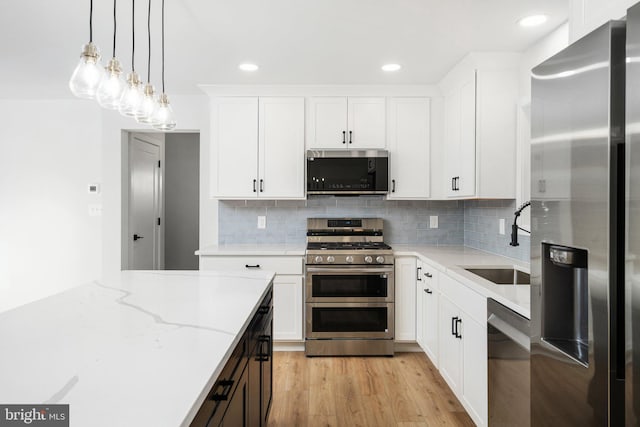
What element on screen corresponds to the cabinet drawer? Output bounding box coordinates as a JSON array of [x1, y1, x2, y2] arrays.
[[200, 256, 303, 275], [439, 274, 486, 324]]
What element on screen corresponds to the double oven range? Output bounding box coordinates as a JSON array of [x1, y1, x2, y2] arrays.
[[305, 218, 395, 356]]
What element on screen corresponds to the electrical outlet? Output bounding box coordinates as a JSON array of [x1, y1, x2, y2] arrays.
[[257, 216, 266, 229], [88, 204, 102, 217], [499, 218, 506, 235], [429, 216, 438, 229]]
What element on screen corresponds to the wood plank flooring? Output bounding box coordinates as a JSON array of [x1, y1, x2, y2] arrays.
[[268, 352, 475, 427]]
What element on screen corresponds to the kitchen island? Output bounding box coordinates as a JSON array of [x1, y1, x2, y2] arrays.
[[0, 270, 275, 427]]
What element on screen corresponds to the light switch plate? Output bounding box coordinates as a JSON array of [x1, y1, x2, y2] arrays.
[[257, 216, 266, 229], [429, 216, 438, 229], [499, 218, 506, 235]]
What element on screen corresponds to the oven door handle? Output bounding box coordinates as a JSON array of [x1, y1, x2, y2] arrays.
[[305, 267, 393, 274]]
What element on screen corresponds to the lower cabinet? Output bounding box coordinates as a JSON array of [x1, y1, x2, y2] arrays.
[[438, 275, 488, 427], [417, 261, 439, 366], [191, 287, 273, 427]]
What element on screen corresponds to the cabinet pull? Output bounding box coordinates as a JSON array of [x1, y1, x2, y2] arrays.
[[416, 266, 422, 281], [211, 379, 234, 401], [245, 264, 261, 269], [455, 176, 460, 191], [349, 130, 353, 144], [451, 177, 455, 191], [342, 130, 346, 144], [259, 179, 264, 192], [451, 317, 458, 336], [424, 288, 433, 294], [455, 318, 462, 339], [257, 335, 271, 362], [253, 179, 257, 193], [424, 272, 433, 278], [391, 179, 396, 193]]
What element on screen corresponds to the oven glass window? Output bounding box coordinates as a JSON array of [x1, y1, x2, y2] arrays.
[[312, 274, 388, 298], [311, 307, 388, 332]]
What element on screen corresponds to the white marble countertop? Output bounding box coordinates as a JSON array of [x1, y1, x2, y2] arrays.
[[393, 245, 530, 318], [0, 270, 275, 427], [196, 244, 306, 256]]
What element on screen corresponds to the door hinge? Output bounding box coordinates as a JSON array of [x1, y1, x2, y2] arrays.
[[157, 217, 161, 226], [158, 160, 161, 168]]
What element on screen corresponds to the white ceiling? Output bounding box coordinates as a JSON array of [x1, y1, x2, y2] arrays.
[[0, 0, 568, 98]]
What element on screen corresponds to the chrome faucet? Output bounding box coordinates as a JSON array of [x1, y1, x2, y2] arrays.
[[510, 201, 531, 247]]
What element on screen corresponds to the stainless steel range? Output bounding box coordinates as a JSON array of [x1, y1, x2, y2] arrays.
[[305, 218, 394, 356]]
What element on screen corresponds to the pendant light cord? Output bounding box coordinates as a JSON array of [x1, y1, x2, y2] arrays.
[[131, 0, 136, 71], [147, 0, 151, 83], [89, 0, 93, 42], [112, 0, 117, 58], [162, 0, 165, 93]]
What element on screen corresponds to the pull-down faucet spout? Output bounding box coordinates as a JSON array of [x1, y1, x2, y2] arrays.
[[510, 201, 531, 247]]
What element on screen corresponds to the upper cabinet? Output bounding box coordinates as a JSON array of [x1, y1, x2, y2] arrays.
[[307, 97, 386, 149], [569, 0, 636, 43], [387, 97, 431, 199], [439, 53, 520, 199], [211, 97, 305, 199]]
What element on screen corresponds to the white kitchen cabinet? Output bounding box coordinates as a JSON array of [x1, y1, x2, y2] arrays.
[[419, 261, 439, 366], [394, 256, 417, 341], [569, 0, 635, 43], [440, 53, 519, 199], [438, 273, 488, 427], [415, 258, 425, 346], [308, 97, 386, 149], [199, 255, 305, 342], [211, 97, 305, 199], [387, 97, 431, 199]]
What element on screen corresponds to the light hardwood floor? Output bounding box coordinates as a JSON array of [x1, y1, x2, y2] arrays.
[[268, 351, 475, 427]]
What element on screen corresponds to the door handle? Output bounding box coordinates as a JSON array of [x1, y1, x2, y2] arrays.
[[349, 130, 353, 144], [342, 130, 346, 144], [391, 179, 396, 193], [455, 318, 462, 339], [211, 379, 234, 401], [259, 179, 264, 192], [424, 289, 433, 294], [416, 266, 422, 281], [451, 177, 455, 191], [245, 264, 261, 269], [424, 272, 433, 278], [253, 179, 257, 193], [451, 317, 458, 336], [133, 234, 144, 241]]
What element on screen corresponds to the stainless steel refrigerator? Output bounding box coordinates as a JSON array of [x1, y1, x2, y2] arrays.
[[530, 17, 627, 427]]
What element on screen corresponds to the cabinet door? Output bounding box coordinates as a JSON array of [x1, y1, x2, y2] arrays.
[[220, 367, 248, 427], [444, 87, 461, 197], [348, 97, 386, 148], [273, 275, 303, 341], [211, 97, 259, 198], [308, 97, 348, 149], [422, 270, 439, 366], [462, 315, 488, 427], [388, 97, 431, 199], [438, 295, 462, 394], [258, 98, 305, 199], [394, 257, 417, 341], [457, 73, 477, 197], [415, 258, 425, 348]]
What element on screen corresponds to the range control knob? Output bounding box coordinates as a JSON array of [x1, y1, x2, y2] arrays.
[[327, 256, 335, 263], [376, 256, 385, 264], [314, 256, 323, 264], [364, 256, 373, 264], [345, 256, 354, 264]]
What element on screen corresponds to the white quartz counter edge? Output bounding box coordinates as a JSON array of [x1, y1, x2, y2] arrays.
[[0, 270, 275, 427], [196, 244, 306, 256], [393, 246, 531, 319]]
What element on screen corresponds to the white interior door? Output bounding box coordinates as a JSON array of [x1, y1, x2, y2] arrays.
[[129, 135, 162, 270]]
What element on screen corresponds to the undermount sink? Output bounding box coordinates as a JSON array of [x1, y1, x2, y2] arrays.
[[464, 267, 530, 285]]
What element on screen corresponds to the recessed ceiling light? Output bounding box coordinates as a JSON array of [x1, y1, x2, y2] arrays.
[[239, 63, 259, 72], [382, 63, 401, 72], [518, 14, 548, 27]]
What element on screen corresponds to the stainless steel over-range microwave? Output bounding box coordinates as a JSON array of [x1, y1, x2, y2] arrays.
[[306, 150, 389, 195]]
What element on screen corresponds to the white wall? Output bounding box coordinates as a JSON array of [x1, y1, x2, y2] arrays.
[[0, 100, 102, 312]]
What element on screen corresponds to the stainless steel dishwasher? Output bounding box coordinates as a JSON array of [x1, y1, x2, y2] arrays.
[[487, 298, 530, 426]]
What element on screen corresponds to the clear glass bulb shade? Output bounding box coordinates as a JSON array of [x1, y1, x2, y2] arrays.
[[118, 71, 143, 117], [96, 58, 126, 109], [152, 93, 176, 131], [136, 84, 157, 124], [69, 43, 104, 99]]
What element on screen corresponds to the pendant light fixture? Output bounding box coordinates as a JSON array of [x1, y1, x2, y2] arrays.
[[97, 0, 126, 109], [136, 0, 157, 124], [69, 0, 105, 99], [152, 0, 176, 131], [119, 0, 144, 117]]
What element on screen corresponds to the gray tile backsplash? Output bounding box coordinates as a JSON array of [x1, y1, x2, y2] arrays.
[[217, 197, 531, 262]]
